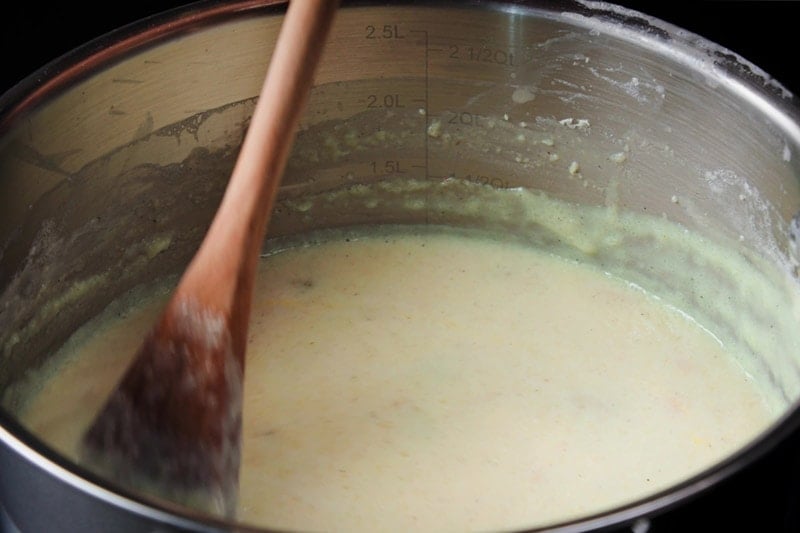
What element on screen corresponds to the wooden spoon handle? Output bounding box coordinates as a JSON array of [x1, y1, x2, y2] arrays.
[[80, 2, 339, 517], [177, 0, 339, 356]]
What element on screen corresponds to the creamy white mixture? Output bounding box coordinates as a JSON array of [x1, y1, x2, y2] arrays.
[[19, 228, 773, 532]]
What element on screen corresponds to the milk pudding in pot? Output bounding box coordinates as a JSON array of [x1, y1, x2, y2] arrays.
[[10, 177, 797, 532]]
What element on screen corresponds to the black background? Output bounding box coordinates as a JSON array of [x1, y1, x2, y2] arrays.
[[1, 1, 799, 532], [0, 2, 799, 97]]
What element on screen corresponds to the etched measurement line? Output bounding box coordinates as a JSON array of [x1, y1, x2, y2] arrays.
[[410, 28, 430, 224], [410, 29, 430, 181], [430, 35, 526, 49]]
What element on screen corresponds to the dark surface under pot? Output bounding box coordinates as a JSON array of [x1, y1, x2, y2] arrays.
[[2, 2, 800, 533]]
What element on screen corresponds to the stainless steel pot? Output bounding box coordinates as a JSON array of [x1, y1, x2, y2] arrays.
[[1, 1, 800, 531]]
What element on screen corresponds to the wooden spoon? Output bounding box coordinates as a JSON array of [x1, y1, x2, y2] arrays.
[[79, 0, 339, 518]]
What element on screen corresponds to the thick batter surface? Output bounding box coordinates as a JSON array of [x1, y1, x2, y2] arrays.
[[20, 228, 772, 532]]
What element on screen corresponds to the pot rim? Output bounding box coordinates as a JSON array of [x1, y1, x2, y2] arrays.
[[1, 1, 799, 531]]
